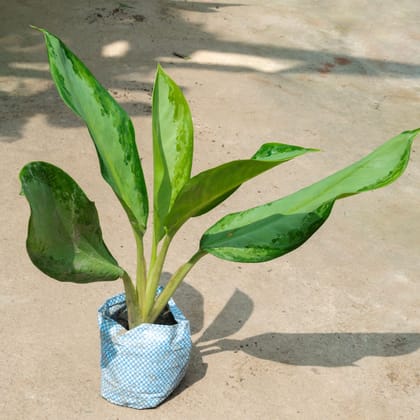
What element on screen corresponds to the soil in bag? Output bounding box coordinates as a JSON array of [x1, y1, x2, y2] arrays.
[[113, 305, 176, 330]]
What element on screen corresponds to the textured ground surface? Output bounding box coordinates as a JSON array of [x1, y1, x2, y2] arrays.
[[1, 1, 420, 419]]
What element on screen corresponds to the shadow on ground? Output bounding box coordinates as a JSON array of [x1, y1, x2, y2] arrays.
[[2, 0, 420, 142], [167, 280, 420, 396]]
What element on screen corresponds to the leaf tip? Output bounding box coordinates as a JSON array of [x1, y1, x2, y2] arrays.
[[30, 25, 44, 33], [156, 62, 164, 73]]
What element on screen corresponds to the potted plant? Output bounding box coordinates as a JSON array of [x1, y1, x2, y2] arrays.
[[20, 28, 418, 409]]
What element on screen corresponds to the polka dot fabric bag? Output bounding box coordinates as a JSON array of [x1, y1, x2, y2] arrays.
[[98, 292, 192, 409]]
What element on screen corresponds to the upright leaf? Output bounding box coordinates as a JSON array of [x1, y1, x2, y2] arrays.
[[201, 129, 419, 262], [152, 65, 193, 241], [36, 28, 148, 235], [20, 162, 124, 283], [165, 143, 318, 235]]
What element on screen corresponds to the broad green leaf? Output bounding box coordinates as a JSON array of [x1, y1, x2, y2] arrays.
[[20, 162, 124, 283], [165, 143, 318, 235], [200, 129, 419, 262], [152, 65, 193, 241], [36, 28, 148, 235]]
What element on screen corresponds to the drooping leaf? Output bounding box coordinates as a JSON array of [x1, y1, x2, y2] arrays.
[[20, 161, 124, 283], [200, 129, 419, 262], [35, 28, 148, 235], [152, 64, 193, 241], [165, 143, 318, 236]]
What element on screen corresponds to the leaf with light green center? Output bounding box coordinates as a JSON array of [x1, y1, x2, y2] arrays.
[[165, 143, 318, 235], [200, 129, 419, 262], [35, 27, 148, 235], [20, 161, 124, 283], [152, 65, 193, 241]]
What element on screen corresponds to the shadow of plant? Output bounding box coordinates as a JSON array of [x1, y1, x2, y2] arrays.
[[201, 332, 420, 367], [169, 282, 420, 396]]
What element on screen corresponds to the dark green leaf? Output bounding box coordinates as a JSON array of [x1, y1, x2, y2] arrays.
[[165, 143, 318, 235], [152, 65, 193, 241], [20, 162, 124, 283], [200, 129, 419, 262], [36, 28, 148, 235]]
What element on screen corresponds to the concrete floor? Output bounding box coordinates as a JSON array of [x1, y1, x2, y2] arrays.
[[1, 1, 419, 419]]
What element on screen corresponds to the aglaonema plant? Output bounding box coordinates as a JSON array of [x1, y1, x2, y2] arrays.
[[20, 29, 419, 330]]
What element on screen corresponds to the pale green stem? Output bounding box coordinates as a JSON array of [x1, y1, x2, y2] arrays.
[[143, 234, 173, 317], [149, 231, 158, 272], [147, 250, 207, 323], [133, 230, 148, 319], [122, 271, 143, 329]]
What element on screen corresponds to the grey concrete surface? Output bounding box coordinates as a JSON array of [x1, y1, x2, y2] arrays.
[[1, 1, 419, 419]]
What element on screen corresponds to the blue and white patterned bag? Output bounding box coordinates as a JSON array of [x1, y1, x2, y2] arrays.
[[98, 292, 192, 409]]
